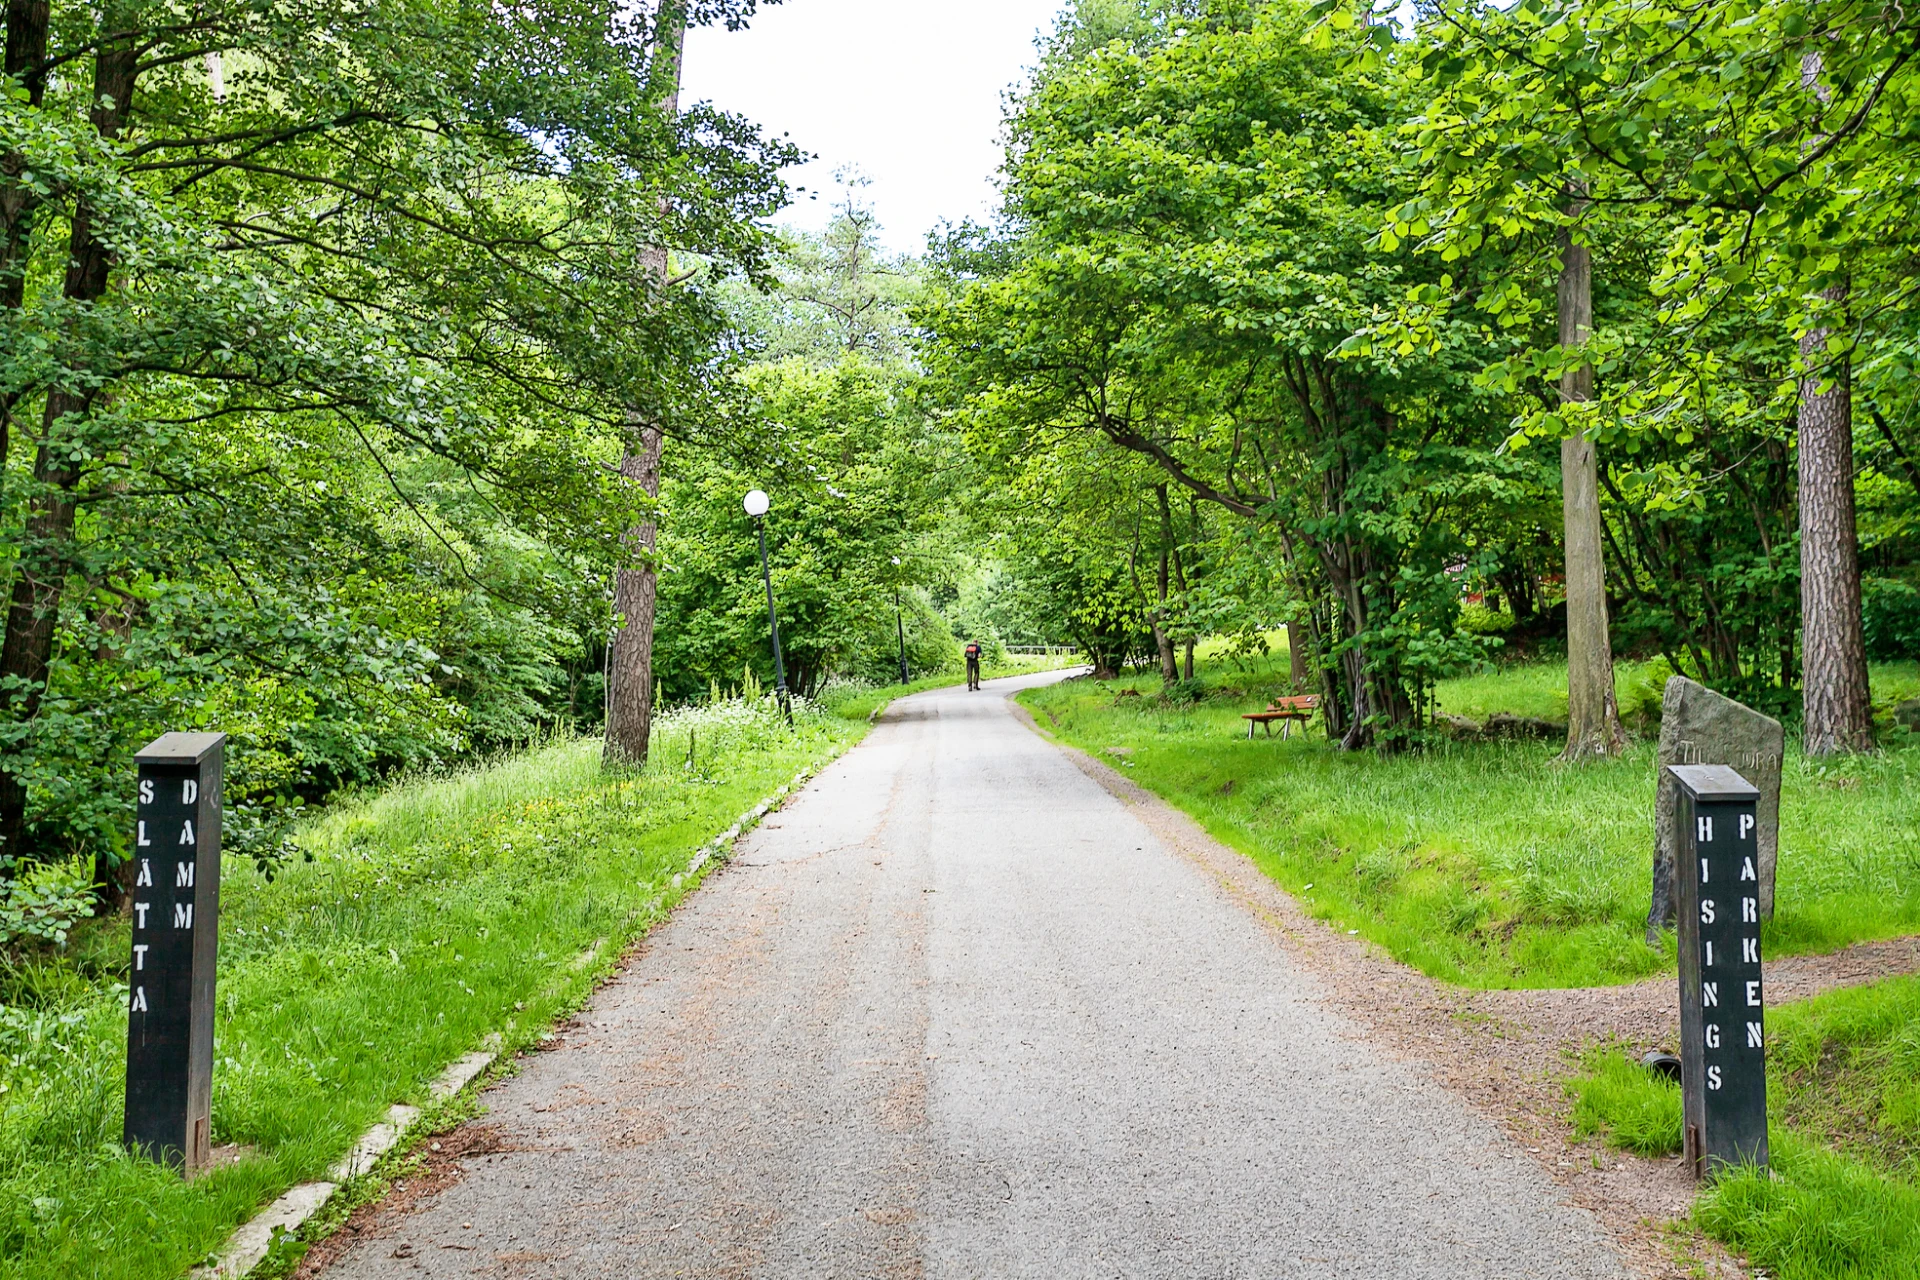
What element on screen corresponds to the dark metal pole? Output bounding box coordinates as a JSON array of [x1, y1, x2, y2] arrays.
[[895, 588, 910, 685], [757, 517, 790, 716]]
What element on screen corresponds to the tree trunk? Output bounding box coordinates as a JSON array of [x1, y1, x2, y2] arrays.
[[1557, 217, 1625, 761], [1153, 485, 1177, 685], [1288, 623, 1309, 690], [1798, 283, 1873, 754], [604, 422, 664, 765], [1797, 52, 1874, 756], [0, 29, 137, 858], [602, 5, 684, 767]]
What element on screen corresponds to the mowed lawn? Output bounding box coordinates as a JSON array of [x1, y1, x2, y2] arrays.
[[1020, 657, 1920, 989]]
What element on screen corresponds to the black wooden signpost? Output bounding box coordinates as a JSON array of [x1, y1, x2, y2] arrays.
[[1670, 763, 1767, 1179], [124, 732, 226, 1173]]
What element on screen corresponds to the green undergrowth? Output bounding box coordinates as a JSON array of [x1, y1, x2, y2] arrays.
[[1569, 1046, 1685, 1155], [1019, 657, 1920, 990], [1570, 976, 1920, 1278], [0, 697, 861, 1280]]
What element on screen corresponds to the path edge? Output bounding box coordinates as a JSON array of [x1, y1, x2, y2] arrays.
[[187, 762, 829, 1280]]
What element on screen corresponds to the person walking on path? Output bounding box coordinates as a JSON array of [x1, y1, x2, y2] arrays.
[[965, 641, 983, 691]]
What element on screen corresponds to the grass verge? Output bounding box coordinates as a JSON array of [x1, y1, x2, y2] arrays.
[[0, 696, 862, 1280], [1018, 657, 1920, 989], [1570, 976, 1920, 1278]]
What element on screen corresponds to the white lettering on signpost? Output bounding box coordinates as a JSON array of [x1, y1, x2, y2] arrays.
[[1701, 858, 1710, 884], [134, 902, 150, 928], [1705, 941, 1716, 966], [1701, 899, 1717, 925], [175, 862, 194, 888], [1703, 982, 1720, 1007], [1740, 814, 1755, 839], [129, 986, 148, 1013], [1748, 1022, 1765, 1049], [1698, 815, 1715, 843], [178, 820, 195, 845], [1746, 981, 1762, 1007], [1743, 898, 1758, 923], [1742, 857, 1757, 882], [137, 821, 151, 848], [1708, 1065, 1723, 1090], [135, 859, 152, 887], [1744, 937, 1760, 964], [132, 943, 148, 971], [173, 903, 193, 929], [139, 779, 154, 805], [183, 780, 198, 804], [1706, 1023, 1721, 1048]]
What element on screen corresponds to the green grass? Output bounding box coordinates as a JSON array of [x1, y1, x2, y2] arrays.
[[0, 698, 862, 1280], [1570, 977, 1920, 1278], [1019, 655, 1920, 989], [1569, 1046, 1685, 1156]]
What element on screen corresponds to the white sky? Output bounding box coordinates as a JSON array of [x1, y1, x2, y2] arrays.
[[682, 0, 1068, 254]]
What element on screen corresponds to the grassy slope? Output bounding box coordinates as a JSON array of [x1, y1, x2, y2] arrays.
[[0, 704, 863, 1280], [1019, 657, 1920, 989], [1572, 977, 1920, 1279]]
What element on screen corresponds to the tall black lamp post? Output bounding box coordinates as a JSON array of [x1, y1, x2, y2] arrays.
[[891, 556, 910, 685], [744, 489, 790, 716]]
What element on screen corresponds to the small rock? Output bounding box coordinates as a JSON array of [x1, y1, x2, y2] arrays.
[[1897, 698, 1920, 731]]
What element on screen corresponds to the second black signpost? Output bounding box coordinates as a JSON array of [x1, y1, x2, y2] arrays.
[[1670, 763, 1767, 1179]]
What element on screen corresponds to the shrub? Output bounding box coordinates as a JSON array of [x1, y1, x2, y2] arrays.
[[0, 860, 96, 949], [1863, 577, 1920, 662]]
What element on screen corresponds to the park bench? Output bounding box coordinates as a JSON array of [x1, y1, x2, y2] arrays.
[[1242, 694, 1320, 740]]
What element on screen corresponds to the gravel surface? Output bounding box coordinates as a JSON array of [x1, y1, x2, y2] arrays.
[[312, 673, 1637, 1279]]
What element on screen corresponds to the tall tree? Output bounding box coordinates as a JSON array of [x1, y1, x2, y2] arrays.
[[605, 2, 685, 766], [1557, 209, 1626, 760], [1796, 50, 1874, 754]]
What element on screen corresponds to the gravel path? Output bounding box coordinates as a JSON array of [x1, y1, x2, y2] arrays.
[[313, 673, 1632, 1279]]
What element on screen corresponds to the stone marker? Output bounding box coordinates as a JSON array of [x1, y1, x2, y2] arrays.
[[125, 732, 226, 1173], [1670, 764, 1767, 1179], [1649, 677, 1783, 943]]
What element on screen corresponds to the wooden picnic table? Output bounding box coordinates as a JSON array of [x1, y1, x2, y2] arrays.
[[1243, 694, 1320, 740]]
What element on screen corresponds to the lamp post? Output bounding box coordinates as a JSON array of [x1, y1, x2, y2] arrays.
[[744, 489, 790, 716], [891, 556, 909, 685]]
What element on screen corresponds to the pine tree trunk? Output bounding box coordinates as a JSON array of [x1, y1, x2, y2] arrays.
[[1557, 219, 1625, 761], [602, 5, 684, 767], [1798, 283, 1874, 755], [0, 30, 135, 859], [1796, 53, 1874, 756], [604, 421, 664, 765]]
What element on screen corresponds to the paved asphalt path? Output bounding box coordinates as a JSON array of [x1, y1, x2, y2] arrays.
[[321, 672, 1632, 1279]]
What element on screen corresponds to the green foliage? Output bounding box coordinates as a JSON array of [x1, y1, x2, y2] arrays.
[[0, 0, 797, 864], [1864, 579, 1920, 663], [0, 859, 94, 948]]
